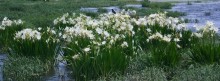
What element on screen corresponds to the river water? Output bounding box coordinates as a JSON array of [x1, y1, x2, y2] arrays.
[[171, 1, 220, 28]]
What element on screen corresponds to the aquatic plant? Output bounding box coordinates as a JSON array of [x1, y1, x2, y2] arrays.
[[10, 27, 60, 61], [190, 21, 220, 64], [60, 11, 135, 80], [0, 17, 24, 49]]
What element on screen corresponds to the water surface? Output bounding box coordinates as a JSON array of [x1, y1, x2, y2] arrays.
[[172, 1, 220, 28]]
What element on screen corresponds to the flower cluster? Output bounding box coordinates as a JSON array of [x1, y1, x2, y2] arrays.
[[0, 17, 23, 30], [44, 27, 60, 43], [148, 32, 172, 42], [53, 13, 91, 27], [120, 9, 136, 16], [193, 21, 218, 37], [133, 12, 186, 30], [62, 26, 94, 42], [14, 28, 41, 41], [56, 10, 136, 49]]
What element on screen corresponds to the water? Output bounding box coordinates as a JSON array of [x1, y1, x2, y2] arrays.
[[0, 54, 6, 81], [80, 7, 98, 13], [125, 4, 143, 8], [171, 1, 220, 28], [45, 50, 73, 81], [45, 61, 72, 81], [80, 5, 143, 13]]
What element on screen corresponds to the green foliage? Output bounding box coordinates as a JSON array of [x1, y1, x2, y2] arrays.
[[63, 35, 133, 81], [0, 25, 23, 48], [172, 65, 220, 81], [65, 44, 130, 80], [0, 18, 24, 51], [190, 37, 220, 64], [166, 11, 186, 17], [149, 42, 181, 67], [3, 56, 52, 81], [9, 27, 59, 62], [98, 8, 108, 13], [142, 1, 172, 9], [151, 2, 172, 9], [141, 0, 150, 7], [178, 30, 193, 48], [97, 67, 167, 81]]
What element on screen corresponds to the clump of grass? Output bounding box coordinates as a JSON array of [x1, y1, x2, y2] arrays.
[[204, 12, 211, 16], [190, 39, 220, 64], [97, 67, 167, 81], [190, 21, 219, 64], [148, 42, 181, 67], [9, 27, 59, 62], [141, 0, 150, 7], [98, 8, 108, 13], [142, 1, 172, 9], [3, 55, 52, 81], [150, 2, 172, 9], [187, 1, 192, 5], [0, 17, 24, 50], [172, 65, 220, 81], [57, 11, 134, 81], [166, 11, 186, 17]]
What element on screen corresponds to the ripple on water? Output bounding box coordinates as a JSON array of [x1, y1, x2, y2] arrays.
[[171, 1, 220, 29]]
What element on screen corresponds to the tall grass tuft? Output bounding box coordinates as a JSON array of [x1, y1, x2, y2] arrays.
[[190, 21, 219, 64], [149, 42, 181, 67], [0, 17, 24, 50], [55, 11, 136, 80], [9, 27, 60, 62]]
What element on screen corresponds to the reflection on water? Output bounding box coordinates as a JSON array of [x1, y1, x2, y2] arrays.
[[45, 61, 73, 81]]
